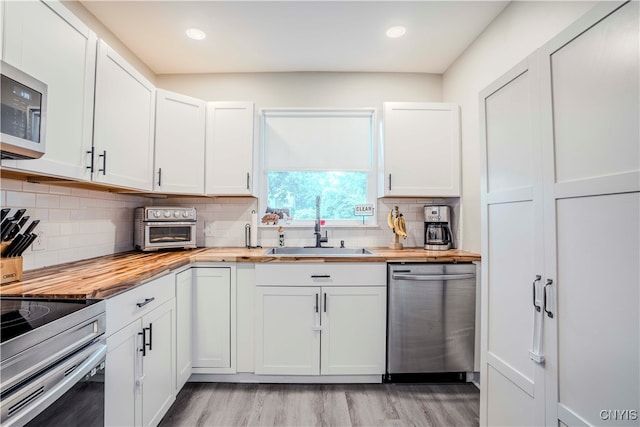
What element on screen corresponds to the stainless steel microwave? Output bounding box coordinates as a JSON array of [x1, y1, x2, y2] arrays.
[[134, 207, 197, 251], [0, 61, 47, 159]]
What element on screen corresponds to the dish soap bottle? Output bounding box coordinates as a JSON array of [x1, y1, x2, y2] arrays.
[[278, 226, 286, 247]]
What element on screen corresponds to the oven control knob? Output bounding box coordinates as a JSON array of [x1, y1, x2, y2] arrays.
[[164, 211, 171, 218], [174, 211, 181, 218], [152, 210, 161, 218], [182, 211, 190, 218]]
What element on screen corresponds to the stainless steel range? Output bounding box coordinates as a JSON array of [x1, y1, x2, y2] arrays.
[[0, 298, 106, 426]]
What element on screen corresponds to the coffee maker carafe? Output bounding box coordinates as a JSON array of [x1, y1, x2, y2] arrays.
[[424, 205, 453, 250]]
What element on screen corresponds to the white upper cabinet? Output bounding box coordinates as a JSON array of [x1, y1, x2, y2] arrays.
[[1, 0, 96, 180], [381, 102, 461, 197], [93, 40, 155, 191], [154, 90, 206, 194], [205, 102, 255, 196]]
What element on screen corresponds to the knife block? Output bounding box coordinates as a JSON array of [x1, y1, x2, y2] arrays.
[[1, 242, 23, 284]]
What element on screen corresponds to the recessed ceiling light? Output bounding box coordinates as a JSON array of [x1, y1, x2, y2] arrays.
[[386, 26, 407, 38], [186, 28, 206, 41]]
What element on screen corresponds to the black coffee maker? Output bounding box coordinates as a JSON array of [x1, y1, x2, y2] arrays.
[[424, 205, 453, 250]]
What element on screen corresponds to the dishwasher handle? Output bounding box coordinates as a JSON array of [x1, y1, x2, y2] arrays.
[[392, 273, 475, 281]]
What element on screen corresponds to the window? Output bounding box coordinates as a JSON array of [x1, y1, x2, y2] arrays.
[[261, 109, 376, 226]]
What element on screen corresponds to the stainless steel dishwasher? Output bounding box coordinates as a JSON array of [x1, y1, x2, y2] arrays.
[[386, 263, 476, 380]]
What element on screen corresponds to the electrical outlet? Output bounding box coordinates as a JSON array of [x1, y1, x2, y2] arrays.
[[32, 231, 46, 251], [204, 222, 214, 237]]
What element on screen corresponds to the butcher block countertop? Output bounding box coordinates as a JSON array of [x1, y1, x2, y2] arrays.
[[0, 247, 480, 299]]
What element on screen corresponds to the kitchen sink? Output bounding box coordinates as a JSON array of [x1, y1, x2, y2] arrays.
[[264, 247, 377, 256]]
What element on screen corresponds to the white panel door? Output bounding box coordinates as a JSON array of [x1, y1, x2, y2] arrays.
[[1, 0, 96, 180], [205, 102, 255, 195], [93, 40, 155, 191], [480, 59, 546, 427], [175, 269, 192, 391], [105, 321, 142, 427], [539, 3, 640, 425], [554, 194, 639, 426], [320, 286, 386, 375], [192, 267, 232, 370], [382, 102, 460, 197], [255, 286, 320, 375], [154, 90, 206, 194], [141, 300, 176, 427]]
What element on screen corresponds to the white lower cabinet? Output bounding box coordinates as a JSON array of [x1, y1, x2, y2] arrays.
[[254, 263, 386, 376], [191, 266, 236, 373], [105, 274, 176, 427], [175, 269, 192, 391]]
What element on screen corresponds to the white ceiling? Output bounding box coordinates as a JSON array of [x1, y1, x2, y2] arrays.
[[80, 1, 509, 75]]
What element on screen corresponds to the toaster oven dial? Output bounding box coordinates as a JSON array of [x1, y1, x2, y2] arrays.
[[164, 211, 172, 218], [151, 210, 161, 218], [174, 211, 181, 218], [182, 211, 190, 218]]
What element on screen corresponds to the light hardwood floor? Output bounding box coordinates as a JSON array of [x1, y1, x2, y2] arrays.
[[159, 383, 479, 427]]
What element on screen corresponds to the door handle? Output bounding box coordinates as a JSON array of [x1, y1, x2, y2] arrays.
[[157, 168, 162, 187], [146, 323, 153, 351], [98, 150, 107, 175], [139, 330, 147, 357], [315, 293, 319, 313], [86, 147, 95, 173], [323, 293, 327, 313], [544, 279, 554, 318], [136, 297, 155, 308], [532, 275, 542, 312], [388, 173, 392, 191], [246, 172, 250, 190]]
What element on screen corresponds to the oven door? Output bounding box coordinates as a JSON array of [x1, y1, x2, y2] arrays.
[[144, 222, 196, 250], [1, 340, 106, 427]]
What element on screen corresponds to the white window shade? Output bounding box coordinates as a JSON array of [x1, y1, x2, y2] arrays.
[[263, 110, 373, 171]]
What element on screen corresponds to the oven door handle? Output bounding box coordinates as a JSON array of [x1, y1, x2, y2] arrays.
[[0, 342, 107, 427], [392, 273, 475, 281]]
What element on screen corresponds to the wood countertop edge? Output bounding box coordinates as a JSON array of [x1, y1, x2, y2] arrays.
[[0, 247, 480, 298]]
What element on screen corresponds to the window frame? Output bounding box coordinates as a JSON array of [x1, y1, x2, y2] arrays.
[[258, 108, 379, 228]]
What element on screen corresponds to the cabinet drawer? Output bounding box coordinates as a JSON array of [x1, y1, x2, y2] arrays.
[[106, 272, 175, 336], [255, 263, 386, 287]]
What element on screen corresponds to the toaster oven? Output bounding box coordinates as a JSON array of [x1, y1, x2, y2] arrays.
[[134, 207, 197, 251]]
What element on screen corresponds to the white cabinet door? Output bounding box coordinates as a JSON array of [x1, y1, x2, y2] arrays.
[[382, 102, 460, 197], [539, 2, 640, 425], [479, 59, 546, 427], [205, 102, 255, 195], [93, 40, 155, 191], [141, 299, 176, 427], [105, 320, 142, 427], [154, 90, 206, 194], [192, 267, 233, 371], [320, 286, 386, 375], [254, 286, 321, 375], [175, 269, 192, 391], [1, 0, 96, 180]]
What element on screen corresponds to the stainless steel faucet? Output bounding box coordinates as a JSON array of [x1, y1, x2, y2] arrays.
[[313, 195, 329, 248]]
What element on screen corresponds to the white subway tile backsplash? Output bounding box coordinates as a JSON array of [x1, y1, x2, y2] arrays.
[[36, 194, 60, 209], [22, 181, 50, 193], [6, 191, 36, 207]]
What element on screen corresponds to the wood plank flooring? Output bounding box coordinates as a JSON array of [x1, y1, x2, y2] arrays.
[[159, 383, 479, 427]]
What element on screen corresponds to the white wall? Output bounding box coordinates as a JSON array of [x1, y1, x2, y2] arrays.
[[157, 72, 442, 111], [443, 1, 595, 253]]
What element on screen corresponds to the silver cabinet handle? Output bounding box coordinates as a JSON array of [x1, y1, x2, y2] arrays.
[[532, 275, 542, 312], [388, 173, 392, 191], [315, 293, 319, 313], [246, 172, 250, 190], [324, 293, 327, 313], [544, 279, 554, 318], [157, 168, 162, 187]]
